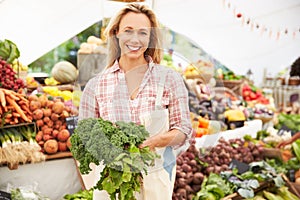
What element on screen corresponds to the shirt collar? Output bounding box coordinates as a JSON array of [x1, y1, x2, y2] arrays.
[[106, 60, 121, 73]]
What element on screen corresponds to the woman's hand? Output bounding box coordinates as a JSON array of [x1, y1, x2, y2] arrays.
[[139, 129, 186, 151], [276, 140, 292, 148], [276, 132, 300, 149], [139, 134, 161, 151]]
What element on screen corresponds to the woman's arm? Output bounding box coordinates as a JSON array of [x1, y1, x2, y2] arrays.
[[277, 132, 300, 148]]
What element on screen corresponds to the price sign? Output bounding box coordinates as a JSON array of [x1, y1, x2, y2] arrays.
[[229, 159, 249, 174], [0, 191, 11, 200], [65, 116, 79, 135]]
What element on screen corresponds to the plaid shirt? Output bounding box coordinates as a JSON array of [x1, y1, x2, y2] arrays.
[[79, 58, 192, 139]]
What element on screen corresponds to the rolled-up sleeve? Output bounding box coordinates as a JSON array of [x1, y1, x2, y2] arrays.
[[78, 77, 100, 120], [167, 71, 192, 143]]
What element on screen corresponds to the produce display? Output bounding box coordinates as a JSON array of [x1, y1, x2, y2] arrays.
[[0, 59, 25, 91], [78, 35, 105, 54], [275, 113, 300, 133], [70, 118, 158, 200], [51, 61, 78, 84], [0, 124, 45, 169], [242, 83, 270, 105], [215, 68, 244, 81], [0, 88, 32, 125], [173, 136, 300, 200], [174, 138, 264, 198], [27, 93, 77, 154], [0, 39, 20, 64]]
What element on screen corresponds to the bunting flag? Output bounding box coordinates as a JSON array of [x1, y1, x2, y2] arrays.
[[222, 0, 300, 40]]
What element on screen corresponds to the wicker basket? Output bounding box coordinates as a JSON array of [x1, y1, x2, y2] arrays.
[[211, 87, 239, 101], [216, 79, 245, 96], [288, 78, 300, 85]]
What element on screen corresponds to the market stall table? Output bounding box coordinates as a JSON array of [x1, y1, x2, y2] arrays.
[[195, 119, 262, 148], [0, 155, 82, 200]]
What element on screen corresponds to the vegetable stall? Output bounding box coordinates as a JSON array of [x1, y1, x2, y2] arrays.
[[0, 39, 83, 199], [1, 30, 300, 200]]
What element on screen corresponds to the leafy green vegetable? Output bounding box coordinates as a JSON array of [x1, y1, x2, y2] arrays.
[[70, 118, 159, 200], [10, 187, 50, 200], [193, 173, 233, 200], [275, 113, 300, 133], [292, 139, 300, 162], [63, 189, 93, 200], [256, 130, 270, 141]]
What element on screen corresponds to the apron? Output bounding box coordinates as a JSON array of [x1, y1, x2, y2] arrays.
[[92, 71, 176, 200], [138, 71, 176, 200]]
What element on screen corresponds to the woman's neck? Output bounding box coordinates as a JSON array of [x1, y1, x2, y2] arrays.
[[119, 56, 148, 73]]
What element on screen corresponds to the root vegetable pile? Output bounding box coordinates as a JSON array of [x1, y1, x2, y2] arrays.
[[173, 141, 205, 200], [70, 118, 158, 200], [200, 138, 264, 175], [28, 94, 77, 154], [0, 59, 25, 91], [0, 88, 32, 126]]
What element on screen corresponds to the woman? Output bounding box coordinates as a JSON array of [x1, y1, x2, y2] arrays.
[[79, 3, 192, 199]]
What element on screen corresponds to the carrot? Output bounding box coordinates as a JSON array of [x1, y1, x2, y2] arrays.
[[18, 99, 29, 107], [3, 89, 20, 101], [9, 121, 17, 125], [21, 104, 32, 115], [6, 105, 14, 111], [15, 94, 29, 103], [12, 112, 21, 118], [13, 117, 18, 124], [0, 89, 6, 107], [6, 96, 30, 122]]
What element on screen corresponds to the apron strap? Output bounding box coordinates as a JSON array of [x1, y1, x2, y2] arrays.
[[155, 70, 167, 109]]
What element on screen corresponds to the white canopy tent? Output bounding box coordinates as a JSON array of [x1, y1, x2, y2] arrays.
[[1, 0, 300, 85]]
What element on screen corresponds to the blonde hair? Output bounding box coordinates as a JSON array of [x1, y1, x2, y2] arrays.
[[104, 3, 162, 67]]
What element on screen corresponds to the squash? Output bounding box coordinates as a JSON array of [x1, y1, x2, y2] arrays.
[[51, 61, 78, 84]]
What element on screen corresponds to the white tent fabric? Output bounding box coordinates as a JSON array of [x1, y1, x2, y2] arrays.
[[1, 0, 300, 84]]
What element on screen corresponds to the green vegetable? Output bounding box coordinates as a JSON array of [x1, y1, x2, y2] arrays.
[[292, 139, 300, 162], [276, 186, 299, 200], [275, 114, 300, 133], [63, 189, 93, 200], [0, 39, 20, 63], [263, 190, 284, 200], [10, 187, 50, 200], [70, 118, 159, 200], [256, 130, 270, 141], [193, 173, 233, 200]]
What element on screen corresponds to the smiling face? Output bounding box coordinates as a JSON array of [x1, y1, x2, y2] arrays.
[[117, 12, 151, 60]]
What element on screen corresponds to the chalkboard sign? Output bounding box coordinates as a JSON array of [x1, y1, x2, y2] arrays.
[[65, 116, 79, 135], [0, 191, 11, 200], [229, 159, 249, 174]]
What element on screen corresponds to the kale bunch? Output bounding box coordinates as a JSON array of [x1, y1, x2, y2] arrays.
[[70, 117, 159, 200]]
